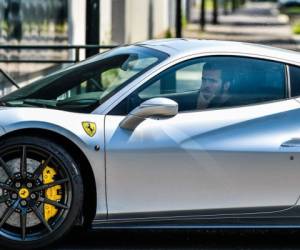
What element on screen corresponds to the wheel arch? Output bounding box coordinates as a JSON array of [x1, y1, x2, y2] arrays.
[[0, 128, 97, 227]]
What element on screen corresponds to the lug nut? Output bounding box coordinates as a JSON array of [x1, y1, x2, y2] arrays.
[[26, 183, 33, 188], [15, 182, 21, 188], [30, 193, 36, 199], [20, 200, 27, 206], [11, 193, 17, 199]]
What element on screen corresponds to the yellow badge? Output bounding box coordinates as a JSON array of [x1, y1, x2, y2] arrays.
[[82, 122, 97, 137]]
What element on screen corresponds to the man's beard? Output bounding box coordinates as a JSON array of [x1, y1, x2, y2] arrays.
[[201, 85, 224, 100]]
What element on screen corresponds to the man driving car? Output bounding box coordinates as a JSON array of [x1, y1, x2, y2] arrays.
[[197, 61, 232, 109]]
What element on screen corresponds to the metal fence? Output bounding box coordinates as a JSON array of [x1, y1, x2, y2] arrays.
[[0, 44, 117, 64], [0, 44, 118, 91]]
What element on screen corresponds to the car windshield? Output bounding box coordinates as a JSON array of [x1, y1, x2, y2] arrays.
[[0, 45, 168, 113]]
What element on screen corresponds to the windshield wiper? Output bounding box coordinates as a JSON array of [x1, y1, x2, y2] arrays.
[[56, 98, 99, 109], [2, 99, 57, 108], [21, 99, 57, 108], [0, 100, 7, 106]]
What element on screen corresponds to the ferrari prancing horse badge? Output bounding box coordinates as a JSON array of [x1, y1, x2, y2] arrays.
[[82, 122, 97, 137]]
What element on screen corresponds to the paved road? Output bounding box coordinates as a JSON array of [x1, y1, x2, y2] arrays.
[[48, 228, 300, 250], [185, 2, 300, 51]]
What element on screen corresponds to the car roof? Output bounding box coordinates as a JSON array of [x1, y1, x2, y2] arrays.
[[137, 38, 300, 64]]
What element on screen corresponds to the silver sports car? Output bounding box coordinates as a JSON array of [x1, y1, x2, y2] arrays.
[[0, 39, 300, 248]]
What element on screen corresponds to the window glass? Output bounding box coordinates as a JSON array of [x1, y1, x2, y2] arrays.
[[290, 65, 300, 97], [56, 54, 158, 101], [139, 63, 203, 98], [0, 46, 168, 113], [111, 56, 286, 115]]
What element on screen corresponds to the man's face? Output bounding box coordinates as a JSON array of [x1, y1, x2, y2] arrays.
[[201, 69, 223, 100]]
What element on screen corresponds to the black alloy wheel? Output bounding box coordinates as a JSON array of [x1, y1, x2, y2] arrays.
[[0, 136, 83, 248]]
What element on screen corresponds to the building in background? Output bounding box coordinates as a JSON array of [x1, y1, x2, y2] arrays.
[[0, 0, 69, 95], [110, 0, 174, 44], [0, 0, 188, 96], [0, 0, 68, 45], [69, 0, 177, 46]]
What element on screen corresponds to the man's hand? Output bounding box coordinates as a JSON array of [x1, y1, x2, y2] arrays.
[[197, 92, 215, 109]]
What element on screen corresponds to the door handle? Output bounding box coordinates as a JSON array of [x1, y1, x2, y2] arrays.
[[281, 138, 300, 147]]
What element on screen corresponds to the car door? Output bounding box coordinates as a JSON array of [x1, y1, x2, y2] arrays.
[[104, 56, 300, 218]]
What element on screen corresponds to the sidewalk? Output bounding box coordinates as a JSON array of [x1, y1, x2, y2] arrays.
[[184, 2, 299, 51]]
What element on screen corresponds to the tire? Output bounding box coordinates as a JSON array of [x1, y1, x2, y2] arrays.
[[0, 136, 83, 249]]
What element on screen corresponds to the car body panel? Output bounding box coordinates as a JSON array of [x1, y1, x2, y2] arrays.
[[0, 107, 107, 217], [138, 39, 300, 64], [104, 99, 300, 218], [91, 201, 300, 228]]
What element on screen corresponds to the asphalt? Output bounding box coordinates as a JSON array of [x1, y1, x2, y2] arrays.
[[49, 228, 300, 250]]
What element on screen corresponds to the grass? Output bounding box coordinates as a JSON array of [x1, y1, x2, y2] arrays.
[[292, 20, 300, 34], [164, 28, 173, 38], [280, 6, 300, 15]]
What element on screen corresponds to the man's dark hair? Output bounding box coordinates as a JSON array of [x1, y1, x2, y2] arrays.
[[203, 61, 232, 83]]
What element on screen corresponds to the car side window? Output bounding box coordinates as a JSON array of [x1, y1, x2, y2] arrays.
[[110, 56, 286, 115], [138, 63, 203, 99], [289, 65, 300, 97]]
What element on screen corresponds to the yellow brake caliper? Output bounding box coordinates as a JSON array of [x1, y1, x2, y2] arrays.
[[43, 166, 62, 221]]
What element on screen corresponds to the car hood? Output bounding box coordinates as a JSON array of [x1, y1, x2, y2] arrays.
[[0, 106, 12, 111]]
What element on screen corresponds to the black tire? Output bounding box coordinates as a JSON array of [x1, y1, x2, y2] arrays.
[[0, 136, 83, 249]]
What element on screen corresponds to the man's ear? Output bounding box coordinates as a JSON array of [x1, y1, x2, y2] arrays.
[[224, 81, 230, 91]]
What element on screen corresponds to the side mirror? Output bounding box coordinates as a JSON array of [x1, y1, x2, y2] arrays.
[[120, 97, 178, 130]]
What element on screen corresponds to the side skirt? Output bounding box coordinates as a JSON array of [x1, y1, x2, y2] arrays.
[[91, 205, 300, 229]]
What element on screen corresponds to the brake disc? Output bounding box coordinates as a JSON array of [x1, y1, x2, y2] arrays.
[[2, 159, 40, 228]]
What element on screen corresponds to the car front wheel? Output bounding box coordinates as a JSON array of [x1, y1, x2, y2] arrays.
[[0, 136, 83, 248]]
